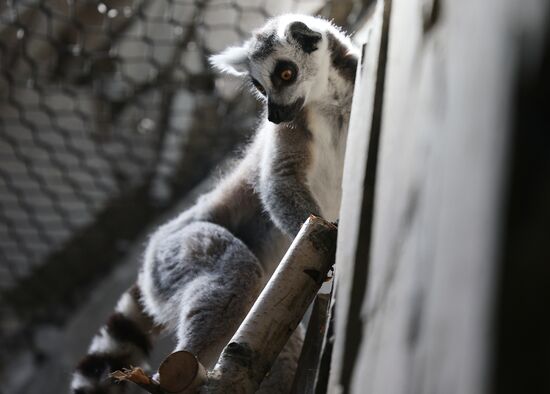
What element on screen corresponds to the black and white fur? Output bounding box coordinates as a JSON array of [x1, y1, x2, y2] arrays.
[[71, 14, 358, 394]]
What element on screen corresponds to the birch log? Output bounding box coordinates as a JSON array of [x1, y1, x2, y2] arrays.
[[204, 215, 337, 394], [111, 351, 206, 394]]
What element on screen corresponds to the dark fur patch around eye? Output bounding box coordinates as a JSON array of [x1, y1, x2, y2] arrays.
[[289, 22, 322, 53], [251, 78, 266, 95], [270, 60, 298, 89]]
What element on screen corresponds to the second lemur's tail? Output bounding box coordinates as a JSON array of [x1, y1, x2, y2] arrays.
[[71, 284, 158, 394]]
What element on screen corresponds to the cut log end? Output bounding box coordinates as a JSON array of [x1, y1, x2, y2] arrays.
[[109, 351, 206, 394], [158, 351, 207, 393]]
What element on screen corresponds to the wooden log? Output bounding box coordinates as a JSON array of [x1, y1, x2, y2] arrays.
[[111, 351, 207, 394], [158, 351, 207, 394], [205, 215, 337, 394]]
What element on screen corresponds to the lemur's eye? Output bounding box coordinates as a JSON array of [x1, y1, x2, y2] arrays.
[[272, 60, 298, 86], [280, 69, 293, 81], [251, 78, 266, 95]]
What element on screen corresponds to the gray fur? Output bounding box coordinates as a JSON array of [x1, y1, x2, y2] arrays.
[[259, 111, 320, 237], [151, 222, 264, 367], [72, 14, 358, 394]]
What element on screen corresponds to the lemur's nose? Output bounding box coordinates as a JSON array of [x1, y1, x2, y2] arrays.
[[268, 108, 284, 124], [268, 100, 292, 124]]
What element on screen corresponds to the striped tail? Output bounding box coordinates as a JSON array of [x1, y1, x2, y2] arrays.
[[71, 284, 158, 394]]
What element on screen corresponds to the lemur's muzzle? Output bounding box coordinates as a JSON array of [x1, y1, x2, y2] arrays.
[[267, 98, 304, 124]]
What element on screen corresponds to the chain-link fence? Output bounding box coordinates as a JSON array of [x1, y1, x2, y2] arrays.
[[0, 0, 369, 389]]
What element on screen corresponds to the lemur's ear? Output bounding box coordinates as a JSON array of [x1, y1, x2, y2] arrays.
[[288, 21, 322, 54], [209, 43, 250, 77]]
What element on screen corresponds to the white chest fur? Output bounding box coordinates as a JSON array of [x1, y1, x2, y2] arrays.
[[306, 106, 348, 222]]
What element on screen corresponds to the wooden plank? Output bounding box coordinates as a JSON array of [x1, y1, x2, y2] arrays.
[[327, 0, 392, 392], [493, 12, 550, 393], [339, 0, 550, 394], [313, 292, 336, 394], [290, 294, 330, 394]]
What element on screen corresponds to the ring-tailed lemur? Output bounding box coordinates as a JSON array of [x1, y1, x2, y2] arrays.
[[71, 14, 358, 394]]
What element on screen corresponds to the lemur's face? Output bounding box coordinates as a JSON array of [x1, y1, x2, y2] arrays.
[[211, 18, 325, 124]]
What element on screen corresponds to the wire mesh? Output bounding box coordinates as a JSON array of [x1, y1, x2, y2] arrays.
[[0, 0, 368, 384]]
